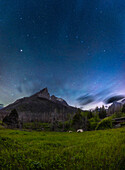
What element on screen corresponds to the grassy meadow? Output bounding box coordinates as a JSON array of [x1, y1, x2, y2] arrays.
[[0, 127, 125, 170]]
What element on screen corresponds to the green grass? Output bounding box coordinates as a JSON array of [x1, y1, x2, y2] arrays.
[[23, 122, 51, 131], [0, 128, 125, 170]]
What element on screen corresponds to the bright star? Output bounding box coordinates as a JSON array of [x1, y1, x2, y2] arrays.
[[20, 49, 23, 52]]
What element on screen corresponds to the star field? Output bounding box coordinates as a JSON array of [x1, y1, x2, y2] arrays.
[[0, 0, 125, 109]]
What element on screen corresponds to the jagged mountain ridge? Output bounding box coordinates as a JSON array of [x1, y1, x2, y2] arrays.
[[32, 88, 69, 106], [0, 88, 77, 122]]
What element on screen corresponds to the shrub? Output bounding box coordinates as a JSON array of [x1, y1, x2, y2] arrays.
[[63, 121, 71, 131], [23, 122, 51, 131], [88, 115, 100, 130], [112, 112, 125, 118], [120, 122, 125, 127], [0, 125, 5, 129], [96, 117, 112, 130], [72, 111, 86, 130]]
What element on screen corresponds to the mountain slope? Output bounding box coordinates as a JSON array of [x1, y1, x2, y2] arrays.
[[0, 88, 77, 122]]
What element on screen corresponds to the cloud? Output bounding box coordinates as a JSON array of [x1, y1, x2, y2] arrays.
[[16, 75, 67, 97], [77, 94, 94, 105], [104, 95, 125, 104], [95, 89, 111, 101], [17, 86, 23, 93], [77, 89, 125, 106], [16, 77, 42, 95], [76, 88, 111, 106]]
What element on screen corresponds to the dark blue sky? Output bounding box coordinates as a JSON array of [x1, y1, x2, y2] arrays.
[[0, 0, 125, 109]]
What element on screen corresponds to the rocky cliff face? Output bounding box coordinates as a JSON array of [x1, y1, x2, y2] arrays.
[[0, 88, 77, 123], [107, 101, 124, 115], [35, 88, 51, 100], [51, 95, 68, 106]]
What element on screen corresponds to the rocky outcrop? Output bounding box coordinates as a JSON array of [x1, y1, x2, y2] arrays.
[[36, 88, 51, 100], [51, 95, 68, 106], [121, 99, 125, 105], [107, 102, 122, 115], [0, 88, 78, 123]]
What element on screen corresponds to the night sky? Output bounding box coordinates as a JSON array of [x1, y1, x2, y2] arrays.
[[0, 0, 125, 109]]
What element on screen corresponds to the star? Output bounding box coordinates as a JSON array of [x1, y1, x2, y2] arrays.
[[20, 49, 23, 53]]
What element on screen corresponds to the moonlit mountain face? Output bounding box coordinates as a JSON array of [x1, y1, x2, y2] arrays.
[[0, 0, 124, 109]]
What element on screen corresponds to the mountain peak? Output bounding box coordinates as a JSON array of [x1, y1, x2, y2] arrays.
[[37, 87, 50, 99], [39, 87, 48, 94]]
